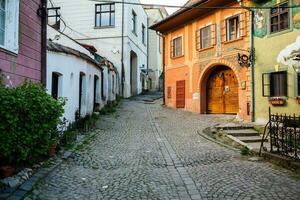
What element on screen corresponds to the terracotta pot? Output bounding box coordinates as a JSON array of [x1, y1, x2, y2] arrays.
[[48, 145, 57, 157], [1, 165, 15, 177], [269, 99, 286, 106]]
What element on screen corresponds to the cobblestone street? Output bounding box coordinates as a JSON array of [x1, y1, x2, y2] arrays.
[[31, 97, 300, 200]]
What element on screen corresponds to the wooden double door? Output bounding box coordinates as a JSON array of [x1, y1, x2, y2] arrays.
[[207, 67, 239, 114]]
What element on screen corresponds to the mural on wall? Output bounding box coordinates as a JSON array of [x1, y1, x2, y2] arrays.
[[253, 0, 300, 38]]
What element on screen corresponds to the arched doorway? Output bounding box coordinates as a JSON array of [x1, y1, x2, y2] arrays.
[[130, 51, 138, 96], [206, 66, 239, 114]]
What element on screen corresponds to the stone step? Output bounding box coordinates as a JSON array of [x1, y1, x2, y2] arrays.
[[235, 136, 268, 143], [225, 129, 259, 137], [248, 142, 271, 151], [216, 123, 254, 130]]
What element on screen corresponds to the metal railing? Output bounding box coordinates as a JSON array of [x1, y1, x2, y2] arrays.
[[261, 108, 300, 160]]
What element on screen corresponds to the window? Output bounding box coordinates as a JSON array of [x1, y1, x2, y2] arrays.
[[93, 75, 100, 111], [297, 73, 300, 96], [196, 25, 212, 50], [262, 71, 287, 97], [142, 24, 146, 44], [0, 0, 19, 53], [167, 87, 172, 98], [171, 36, 183, 58], [48, 7, 61, 31], [95, 3, 115, 27], [226, 16, 239, 41], [101, 70, 105, 100], [51, 72, 62, 100], [132, 11, 137, 34], [270, 2, 289, 33]]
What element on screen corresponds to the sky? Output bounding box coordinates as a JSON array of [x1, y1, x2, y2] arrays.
[[140, 0, 188, 14]]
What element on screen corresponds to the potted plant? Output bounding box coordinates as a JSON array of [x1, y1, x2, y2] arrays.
[[48, 130, 59, 157], [269, 97, 286, 106], [1, 165, 15, 178]]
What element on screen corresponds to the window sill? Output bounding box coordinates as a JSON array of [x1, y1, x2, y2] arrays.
[[171, 55, 184, 59], [267, 28, 293, 38], [94, 26, 115, 29], [197, 46, 215, 52], [0, 46, 18, 57], [223, 37, 244, 45], [268, 97, 287, 106]]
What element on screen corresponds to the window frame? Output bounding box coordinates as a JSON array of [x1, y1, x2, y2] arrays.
[[142, 23, 146, 45], [0, 0, 19, 54], [270, 1, 290, 34], [132, 10, 137, 34], [226, 15, 240, 41], [196, 25, 212, 50], [95, 3, 115, 28], [262, 71, 288, 97], [171, 36, 183, 58]]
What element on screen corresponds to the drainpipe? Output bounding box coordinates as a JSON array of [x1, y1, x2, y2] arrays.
[[250, 9, 255, 122], [157, 31, 165, 105], [121, 0, 125, 97], [40, 0, 47, 86]]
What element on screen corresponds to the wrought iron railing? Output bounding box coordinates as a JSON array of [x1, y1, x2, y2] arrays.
[[261, 108, 300, 160]]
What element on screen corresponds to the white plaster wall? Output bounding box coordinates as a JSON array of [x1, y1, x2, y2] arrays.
[[50, 0, 148, 98], [47, 52, 105, 123]]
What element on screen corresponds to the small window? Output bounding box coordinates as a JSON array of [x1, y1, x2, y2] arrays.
[[262, 71, 287, 97], [95, 3, 115, 27], [167, 87, 172, 98], [142, 24, 146, 44], [132, 10, 137, 34], [226, 16, 239, 41], [0, 0, 19, 53], [297, 73, 300, 96], [270, 2, 289, 34], [171, 36, 183, 58], [196, 25, 211, 50], [51, 72, 62, 100], [48, 7, 61, 31]]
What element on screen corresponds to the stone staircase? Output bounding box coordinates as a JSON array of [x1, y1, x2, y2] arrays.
[[216, 123, 269, 151]]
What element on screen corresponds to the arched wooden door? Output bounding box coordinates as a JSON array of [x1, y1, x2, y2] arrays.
[[207, 67, 239, 114]]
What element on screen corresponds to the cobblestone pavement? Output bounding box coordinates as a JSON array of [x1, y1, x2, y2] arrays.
[[30, 98, 300, 200]]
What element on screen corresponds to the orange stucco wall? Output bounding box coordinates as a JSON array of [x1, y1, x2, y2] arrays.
[[164, 2, 252, 121]]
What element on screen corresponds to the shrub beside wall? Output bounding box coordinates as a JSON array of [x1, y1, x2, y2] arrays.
[[0, 82, 64, 165]]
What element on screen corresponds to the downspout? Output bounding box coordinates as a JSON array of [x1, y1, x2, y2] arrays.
[[157, 31, 165, 105], [40, 0, 47, 86], [147, 17, 149, 88], [121, 0, 125, 96], [250, 9, 255, 122]]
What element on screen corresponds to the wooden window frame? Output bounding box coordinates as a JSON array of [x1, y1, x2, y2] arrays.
[[95, 3, 115, 28], [262, 71, 288, 97], [270, 1, 290, 34], [297, 72, 300, 96], [171, 36, 183, 58], [226, 15, 240, 41], [196, 24, 216, 50]]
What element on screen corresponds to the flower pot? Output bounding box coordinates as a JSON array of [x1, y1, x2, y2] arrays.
[[48, 145, 57, 157], [269, 99, 286, 106], [1, 165, 15, 178]]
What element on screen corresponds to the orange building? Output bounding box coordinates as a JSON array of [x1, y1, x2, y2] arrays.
[[151, 0, 253, 121]]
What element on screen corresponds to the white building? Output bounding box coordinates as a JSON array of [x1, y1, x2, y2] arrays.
[[48, 0, 148, 98], [144, 6, 168, 91], [47, 26, 118, 123]]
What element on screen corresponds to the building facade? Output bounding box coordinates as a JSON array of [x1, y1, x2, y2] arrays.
[[47, 26, 118, 123], [253, 0, 300, 123], [48, 0, 148, 98], [152, 0, 253, 121], [0, 0, 46, 87], [144, 6, 168, 91]]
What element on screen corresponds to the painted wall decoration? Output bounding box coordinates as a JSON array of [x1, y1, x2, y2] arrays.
[[253, 0, 300, 37]]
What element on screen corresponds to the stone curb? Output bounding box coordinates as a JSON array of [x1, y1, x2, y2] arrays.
[[196, 130, 239, 152], [5, 131, 98, 200]]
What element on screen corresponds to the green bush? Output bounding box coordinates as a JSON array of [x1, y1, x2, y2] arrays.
[[0, 81, 64, 165], [240, 146, 250, 156]]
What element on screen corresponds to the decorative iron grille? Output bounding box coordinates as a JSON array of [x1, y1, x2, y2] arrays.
[[268, 112, 300, 160]]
